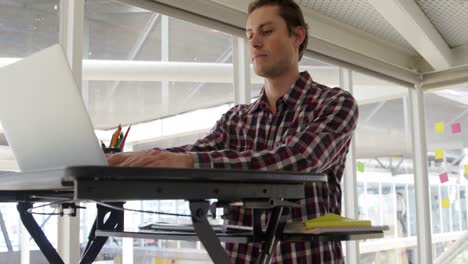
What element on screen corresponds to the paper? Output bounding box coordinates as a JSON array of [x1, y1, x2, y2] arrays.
[[435, 149, 444, 160], [304, 213, 371, 229], [435, 122, 445, 133], [439, 172, 449, 184], [441, 198, 450, 209], [357, 162, 365, 173], [465, 165, 468, 175], [451, 123, 462, 134]]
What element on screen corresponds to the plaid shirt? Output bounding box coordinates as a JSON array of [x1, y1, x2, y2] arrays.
[[166, 71, 358, 263]]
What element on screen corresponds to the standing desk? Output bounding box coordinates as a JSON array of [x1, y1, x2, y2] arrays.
[[0, 166, 384, 264]]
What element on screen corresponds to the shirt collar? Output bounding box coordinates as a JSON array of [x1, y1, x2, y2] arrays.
[[248, 71, 312, 114]]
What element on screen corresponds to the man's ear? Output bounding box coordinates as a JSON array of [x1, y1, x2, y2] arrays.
[[292, 26, 306, 48]]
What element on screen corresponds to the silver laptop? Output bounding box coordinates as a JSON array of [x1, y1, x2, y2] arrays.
[[0, 44, 107, 174]]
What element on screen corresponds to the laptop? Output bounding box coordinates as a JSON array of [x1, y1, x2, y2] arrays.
[[0, 44, 107, 184]]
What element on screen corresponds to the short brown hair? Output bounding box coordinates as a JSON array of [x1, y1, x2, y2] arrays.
[[248, 0, 309, 61]]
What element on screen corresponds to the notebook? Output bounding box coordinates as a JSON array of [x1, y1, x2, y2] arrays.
[[304, 213, 371, 229], [0, 44, 107, 172], [285, 213, 389, 235]]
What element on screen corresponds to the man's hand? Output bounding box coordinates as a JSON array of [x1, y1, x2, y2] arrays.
[[106, 149, 193, 168]]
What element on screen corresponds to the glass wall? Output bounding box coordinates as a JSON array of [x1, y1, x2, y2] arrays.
[[424, 86, 468, 261], [82, 0, 233, 262], [0, 0, 60, 262], [352, 71, 418, 263], [1, 0, 467, 263]]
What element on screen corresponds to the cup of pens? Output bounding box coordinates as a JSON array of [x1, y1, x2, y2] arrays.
[[101, 124, 131, 154]]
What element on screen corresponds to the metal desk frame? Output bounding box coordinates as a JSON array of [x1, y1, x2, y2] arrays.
[[0, 166, 380, 264]]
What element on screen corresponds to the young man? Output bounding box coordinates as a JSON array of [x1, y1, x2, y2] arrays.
[[108, 0, 358, 262]]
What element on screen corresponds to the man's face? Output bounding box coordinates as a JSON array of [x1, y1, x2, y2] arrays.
[[246, 5, 299, 78]]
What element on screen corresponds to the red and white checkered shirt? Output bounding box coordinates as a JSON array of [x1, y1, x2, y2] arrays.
[[166, 71, 358, 263]]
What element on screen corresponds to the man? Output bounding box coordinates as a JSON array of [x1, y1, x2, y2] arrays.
[[108, 0, 358, 262]]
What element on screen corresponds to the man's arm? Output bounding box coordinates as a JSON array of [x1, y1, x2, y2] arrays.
[[160, 115, 229, 153], [107, 91, 357, 171], [107, 110, 230, 167], [192, 90, 358, 172]]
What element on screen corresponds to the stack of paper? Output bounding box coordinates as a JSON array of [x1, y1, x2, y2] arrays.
[[304, 213, 371, 229], [285, 213, 388, 234]]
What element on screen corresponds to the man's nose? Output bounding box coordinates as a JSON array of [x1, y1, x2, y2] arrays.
[[249, 34, 263, 48]]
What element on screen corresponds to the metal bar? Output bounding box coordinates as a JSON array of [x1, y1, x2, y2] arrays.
[[233, 36, 251, 105], [96, 229, 250, 243], [59, 1, 84, 262], [403, 96, 413, 154], [161, 15, 169, 115], [364, 101, 386, 123], [179, 46, 233, 109], [408, 83, 433, 263], [434, 231, 468, 264], [447, 109, 468, 125], [255, 206, 289, 264], [340, 67, 360, 264], [80, 203, 125, 264], [75, 180, 306, 201], [108, 13, 160, 97], [0, 210, 12, 251], [189, 200, 231, 264], [17, 202, 64, 264]]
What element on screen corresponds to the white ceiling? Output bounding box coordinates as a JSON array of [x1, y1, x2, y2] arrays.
[[296, 0, 416, 52], [416, 0, 468, 48]]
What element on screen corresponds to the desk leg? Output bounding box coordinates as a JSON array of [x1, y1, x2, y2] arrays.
[[190, 200, 231, 264], [80, 202, 124, 264], [0, 209, 12, 251], [17, 202, 65, 264], [252, 209, 264, 240], [255, 206, 289, 264]]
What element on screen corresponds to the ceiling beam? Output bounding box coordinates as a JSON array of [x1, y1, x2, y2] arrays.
[[422, 64, 468, 91], [367, 0, 453, 71], [208, 0, 419, 70], [452, 44, 468, 68], [117, 0, 420, 85]]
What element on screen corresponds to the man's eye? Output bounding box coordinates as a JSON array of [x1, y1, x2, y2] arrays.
[[262, 30, 273, 35]]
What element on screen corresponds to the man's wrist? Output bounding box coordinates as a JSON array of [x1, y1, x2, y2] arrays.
[[184, 153, 194, 168]]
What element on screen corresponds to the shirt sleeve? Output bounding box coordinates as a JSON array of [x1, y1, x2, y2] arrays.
[[155, 110, 230, 156], [191, 90, 359, 172]]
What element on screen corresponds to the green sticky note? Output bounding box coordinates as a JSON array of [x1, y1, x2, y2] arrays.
[[357, 162, 365, 173], [441, 198, 450, 209]]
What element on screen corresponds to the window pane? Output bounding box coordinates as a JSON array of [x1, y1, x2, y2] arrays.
[[424, 86, 468, 259], [353, 72, 415, 263], [83, 0, 233, 261], [0, 0, 60, 260]]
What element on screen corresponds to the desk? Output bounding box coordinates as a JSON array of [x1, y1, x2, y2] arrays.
[[0, 166, 382, 264]]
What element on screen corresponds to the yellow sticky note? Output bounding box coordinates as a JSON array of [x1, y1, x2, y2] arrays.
[[435, 122, 445, 133], [435, 149, 444, 160], [464, 165, 468, 175], [441, 198, 450, 209]]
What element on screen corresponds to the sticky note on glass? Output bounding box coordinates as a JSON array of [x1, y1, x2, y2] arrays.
[[435, 149, 444, 160], [451, 123, 461, 134], [435, 122, 445, 133], [357, 162, 365, 172], [441, 198, 450, 209], [465, 165, 468, 175], [439, 172, 449, 183]]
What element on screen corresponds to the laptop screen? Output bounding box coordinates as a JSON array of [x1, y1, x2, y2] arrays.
[[0, 44, 107, 171]]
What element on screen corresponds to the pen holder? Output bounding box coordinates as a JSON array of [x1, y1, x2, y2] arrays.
[[103, 147, 122, 154]]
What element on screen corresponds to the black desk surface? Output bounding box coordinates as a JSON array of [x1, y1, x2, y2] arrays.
[[0, 166, 327, 200]]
